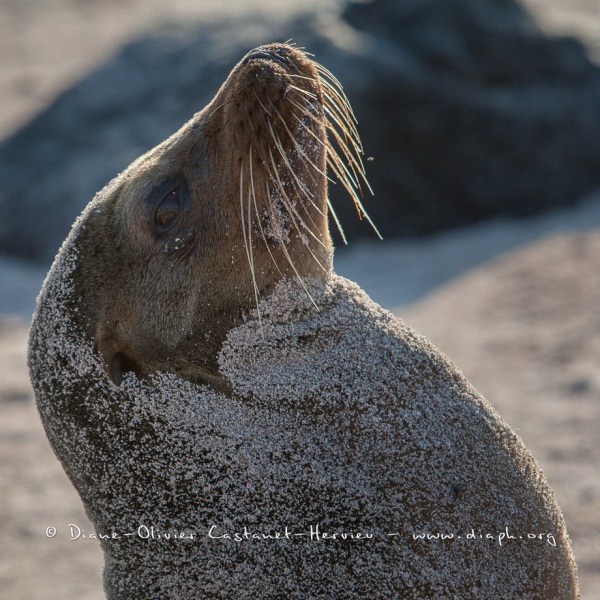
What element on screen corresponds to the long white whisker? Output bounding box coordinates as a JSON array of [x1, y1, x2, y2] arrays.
[[267, 146, 329, 255], [247, 145, 263, 331], [250, 184, 285, 280], [270, 103, 333, 183], [267, 121, 327, 218]]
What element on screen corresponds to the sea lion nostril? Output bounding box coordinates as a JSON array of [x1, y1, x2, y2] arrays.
[[243, 48, 294, 70]]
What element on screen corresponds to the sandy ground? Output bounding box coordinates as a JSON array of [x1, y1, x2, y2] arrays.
[[1, 0, 599, 598]]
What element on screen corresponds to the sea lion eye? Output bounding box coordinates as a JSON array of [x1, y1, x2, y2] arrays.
[[154, 189, 180, 231]]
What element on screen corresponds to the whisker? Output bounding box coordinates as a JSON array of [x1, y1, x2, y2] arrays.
[[242, 99, 329, 255], [327, 197, 348, 245], [250, 166, 285, 281], [270, 103, 333, 183], [267, 146, 328, 253], [282, 100, 355, 242], [267, 121, 326, 216], [287, 88, 379, 237], [237, 114, 261, 329], [321, 87, 358, 128], [285, 84, 318, 100], [286, 73, 319, 83], [327, 154, 381, 239], [323, 105, 364, 166], [235, 51, 380, 317], [314, 62, 347, 97], [208, 102, 226, 119], [323, 93, 362, 150], [268, 200, 320, 310], [286, 93, 368, 192], [266, 129, 327, 243], [319, 77, 357, 124], [253, 89, 273, 116]]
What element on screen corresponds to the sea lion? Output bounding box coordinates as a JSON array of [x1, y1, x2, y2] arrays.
[[29, 43, 578, 598]]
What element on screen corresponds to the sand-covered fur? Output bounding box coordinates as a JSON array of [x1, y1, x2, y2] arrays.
[[29, 227, 578, 597], [28, 44, 578, 598]]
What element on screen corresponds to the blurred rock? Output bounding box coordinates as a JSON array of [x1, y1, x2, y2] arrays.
[[2, 0, 600, 262], [338, 0, 600, 237]]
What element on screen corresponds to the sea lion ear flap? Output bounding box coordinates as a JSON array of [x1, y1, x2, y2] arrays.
[[102, 349, 138, 387], [108, 352, 125, 387], [95, 329, 137, 387]]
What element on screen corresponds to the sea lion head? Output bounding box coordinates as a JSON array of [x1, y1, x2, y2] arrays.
[[69, 43, 372, 391]]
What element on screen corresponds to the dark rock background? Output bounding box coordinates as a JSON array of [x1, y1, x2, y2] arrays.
[[2, 0, 600, 263]]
